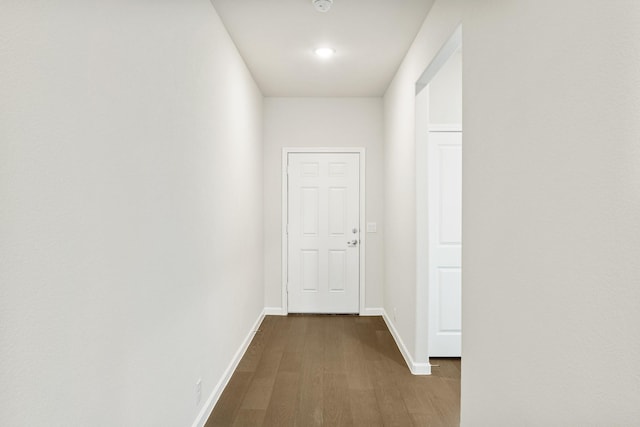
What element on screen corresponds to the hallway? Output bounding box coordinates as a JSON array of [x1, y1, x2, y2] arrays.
[[206, 316, 460, 426], [3, 1, 639, 425]]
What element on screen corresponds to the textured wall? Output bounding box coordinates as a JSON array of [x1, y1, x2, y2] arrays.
[[0, 1, 263, 425], [383, 0, 465, 368], [461, 1, 640, 424], [429, 50, 462, 125]]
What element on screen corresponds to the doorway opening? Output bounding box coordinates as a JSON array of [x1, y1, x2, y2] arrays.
[[415, 26, 463, 368]]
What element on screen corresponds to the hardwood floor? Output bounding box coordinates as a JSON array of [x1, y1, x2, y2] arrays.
[[205, 315, 460, 427]]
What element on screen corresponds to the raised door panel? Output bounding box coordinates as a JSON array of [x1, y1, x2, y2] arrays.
[[438, 145, 462, 245], [437, 268, 462, 332], [328, 187, 347, 236], [328, 250, 347, 292], [301, 250, 319, 292], [301, 188, 319, 237]]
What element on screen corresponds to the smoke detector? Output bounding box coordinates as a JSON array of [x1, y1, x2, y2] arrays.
[[312, 0, 333, 12]]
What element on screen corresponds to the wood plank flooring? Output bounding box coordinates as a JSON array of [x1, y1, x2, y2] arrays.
[[206, 315, 460, 427]]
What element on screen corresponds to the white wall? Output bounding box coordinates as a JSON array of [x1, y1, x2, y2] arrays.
[[0, 1, 264, 426], [263, 98, 384, 313], [385, 0, 640, 424], [383, 0, 465, 371], [429, 49, 462, 125], [461, 1, 640, 424]]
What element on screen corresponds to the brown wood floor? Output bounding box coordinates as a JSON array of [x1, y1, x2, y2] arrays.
[[206, 315, 460, 427]]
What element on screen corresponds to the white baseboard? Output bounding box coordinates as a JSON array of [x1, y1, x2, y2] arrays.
[[264, 307, 385, 316], [360, 307, 384, 316], [192, 309, 266, 427], [264, 307, 287, 316], [381, 310, 431, 375]]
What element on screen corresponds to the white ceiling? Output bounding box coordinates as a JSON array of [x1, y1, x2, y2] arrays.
[[209, 0, 435, 97]]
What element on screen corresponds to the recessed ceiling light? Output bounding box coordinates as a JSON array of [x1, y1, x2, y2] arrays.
[[314, 47, 335, 59]]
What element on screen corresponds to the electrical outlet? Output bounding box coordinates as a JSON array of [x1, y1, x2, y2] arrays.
[[195, 379, 202, 406]]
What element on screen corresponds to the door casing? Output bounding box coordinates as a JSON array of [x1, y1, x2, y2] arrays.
[[282, 147, 366, 315]]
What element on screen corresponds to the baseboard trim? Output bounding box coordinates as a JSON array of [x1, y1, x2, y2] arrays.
[[192, 309, 265, 427], [381, 310, 431, 375], [360, 307, 384, 316], [264, 307, 384, 316], [264, 307, 287, 316]]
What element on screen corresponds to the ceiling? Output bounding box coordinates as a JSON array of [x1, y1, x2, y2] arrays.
[[209, 0, 435, 97]]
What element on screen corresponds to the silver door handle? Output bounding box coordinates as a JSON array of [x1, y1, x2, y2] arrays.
[[347, 239, 359, 247]]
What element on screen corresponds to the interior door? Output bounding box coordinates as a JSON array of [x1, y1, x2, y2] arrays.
[[287, 152, 360, 313], [428, 131, 462, 356]]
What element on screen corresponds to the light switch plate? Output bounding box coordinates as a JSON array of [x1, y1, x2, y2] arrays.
[[366, 222, 377, 233]]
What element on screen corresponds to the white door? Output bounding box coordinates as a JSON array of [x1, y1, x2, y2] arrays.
[[287, 153, 360, 313], [428, 131, 462, 356]]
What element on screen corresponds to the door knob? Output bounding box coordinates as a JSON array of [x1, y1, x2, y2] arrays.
[[347, 239, 359, 247]]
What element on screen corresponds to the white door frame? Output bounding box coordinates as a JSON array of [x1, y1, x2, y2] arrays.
[[281, 147, 366, 315], [415, 26, 462, 366]]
